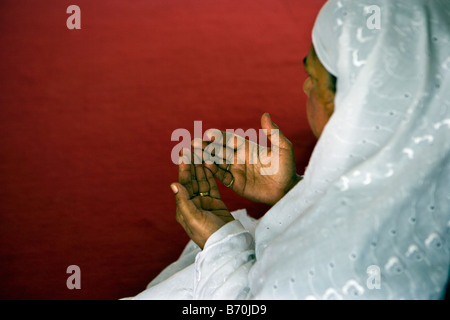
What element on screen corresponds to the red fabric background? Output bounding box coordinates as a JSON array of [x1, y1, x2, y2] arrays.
[[0, 0, 326, 299]]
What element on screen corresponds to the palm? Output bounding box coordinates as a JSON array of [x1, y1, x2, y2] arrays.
[[178, 155, 234, 223], [190, 196, 234, 224], [231, 141, 298, 204], [200, 114, 301, 205]]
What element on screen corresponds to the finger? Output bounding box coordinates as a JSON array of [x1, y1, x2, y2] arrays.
[[260, 113, 292, 149], [188, 151, 199, 195], [192, 139, 216, 164], [178, 150, 194, 198], [194, 163, 210, 194], [203, 160, 229, 184], [200, 160, 222, 180], [204, 161, 235, 190], [194, 134, 246, 169], [198, 138, 236, 178], [171, 183, 200, 220], [203, 142, 237, 167], [204, 166, 221, 199], [191, 145, 204, 164], [192, 148, 206, 194], [222, 171, 235, 190], [204, 129, 247, 152], [192, 138, 228, 168]]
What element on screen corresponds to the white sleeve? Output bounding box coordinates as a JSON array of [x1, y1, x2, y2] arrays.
[[193, 219, 256, 299]]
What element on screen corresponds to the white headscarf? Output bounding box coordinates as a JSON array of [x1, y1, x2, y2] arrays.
[[250, 0, 450, 299]]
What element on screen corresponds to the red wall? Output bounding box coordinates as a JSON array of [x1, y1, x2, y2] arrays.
[[0, 0, 325, 299]]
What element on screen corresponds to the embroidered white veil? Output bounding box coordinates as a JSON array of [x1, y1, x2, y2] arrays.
[[250, 0, 450, 299]]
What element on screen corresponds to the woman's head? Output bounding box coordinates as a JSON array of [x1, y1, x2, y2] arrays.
[[303, 45, 336, 138]]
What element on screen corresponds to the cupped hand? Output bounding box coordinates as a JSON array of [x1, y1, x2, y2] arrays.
[[171, 151, 234, 249], [196, 113, 302, 205]]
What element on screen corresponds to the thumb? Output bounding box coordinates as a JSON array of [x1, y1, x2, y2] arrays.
[[170, 183, 199, 217], [260, 113, 291, 149]]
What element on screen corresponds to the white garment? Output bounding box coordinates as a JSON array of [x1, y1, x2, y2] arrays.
[[128, 0, 450, 300]]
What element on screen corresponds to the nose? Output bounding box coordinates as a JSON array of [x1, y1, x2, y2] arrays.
[[303, 77, 312, 95]]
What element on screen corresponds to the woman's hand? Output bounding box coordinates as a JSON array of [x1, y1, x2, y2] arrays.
[[171, 151, 234, 249], [196, 113, 302, 206]]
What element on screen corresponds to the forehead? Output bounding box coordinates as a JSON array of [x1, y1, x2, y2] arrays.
[[303, 47, 317, 72], [305, 45, 331, 77], [306, 46, 318, 64]]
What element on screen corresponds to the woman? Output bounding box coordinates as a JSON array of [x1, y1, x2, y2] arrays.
[[128, 0, 450, 299]]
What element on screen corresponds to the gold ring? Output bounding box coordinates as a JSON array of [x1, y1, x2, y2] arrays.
[[199, 192, 210, 197], [225, 176, 235, 188]]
